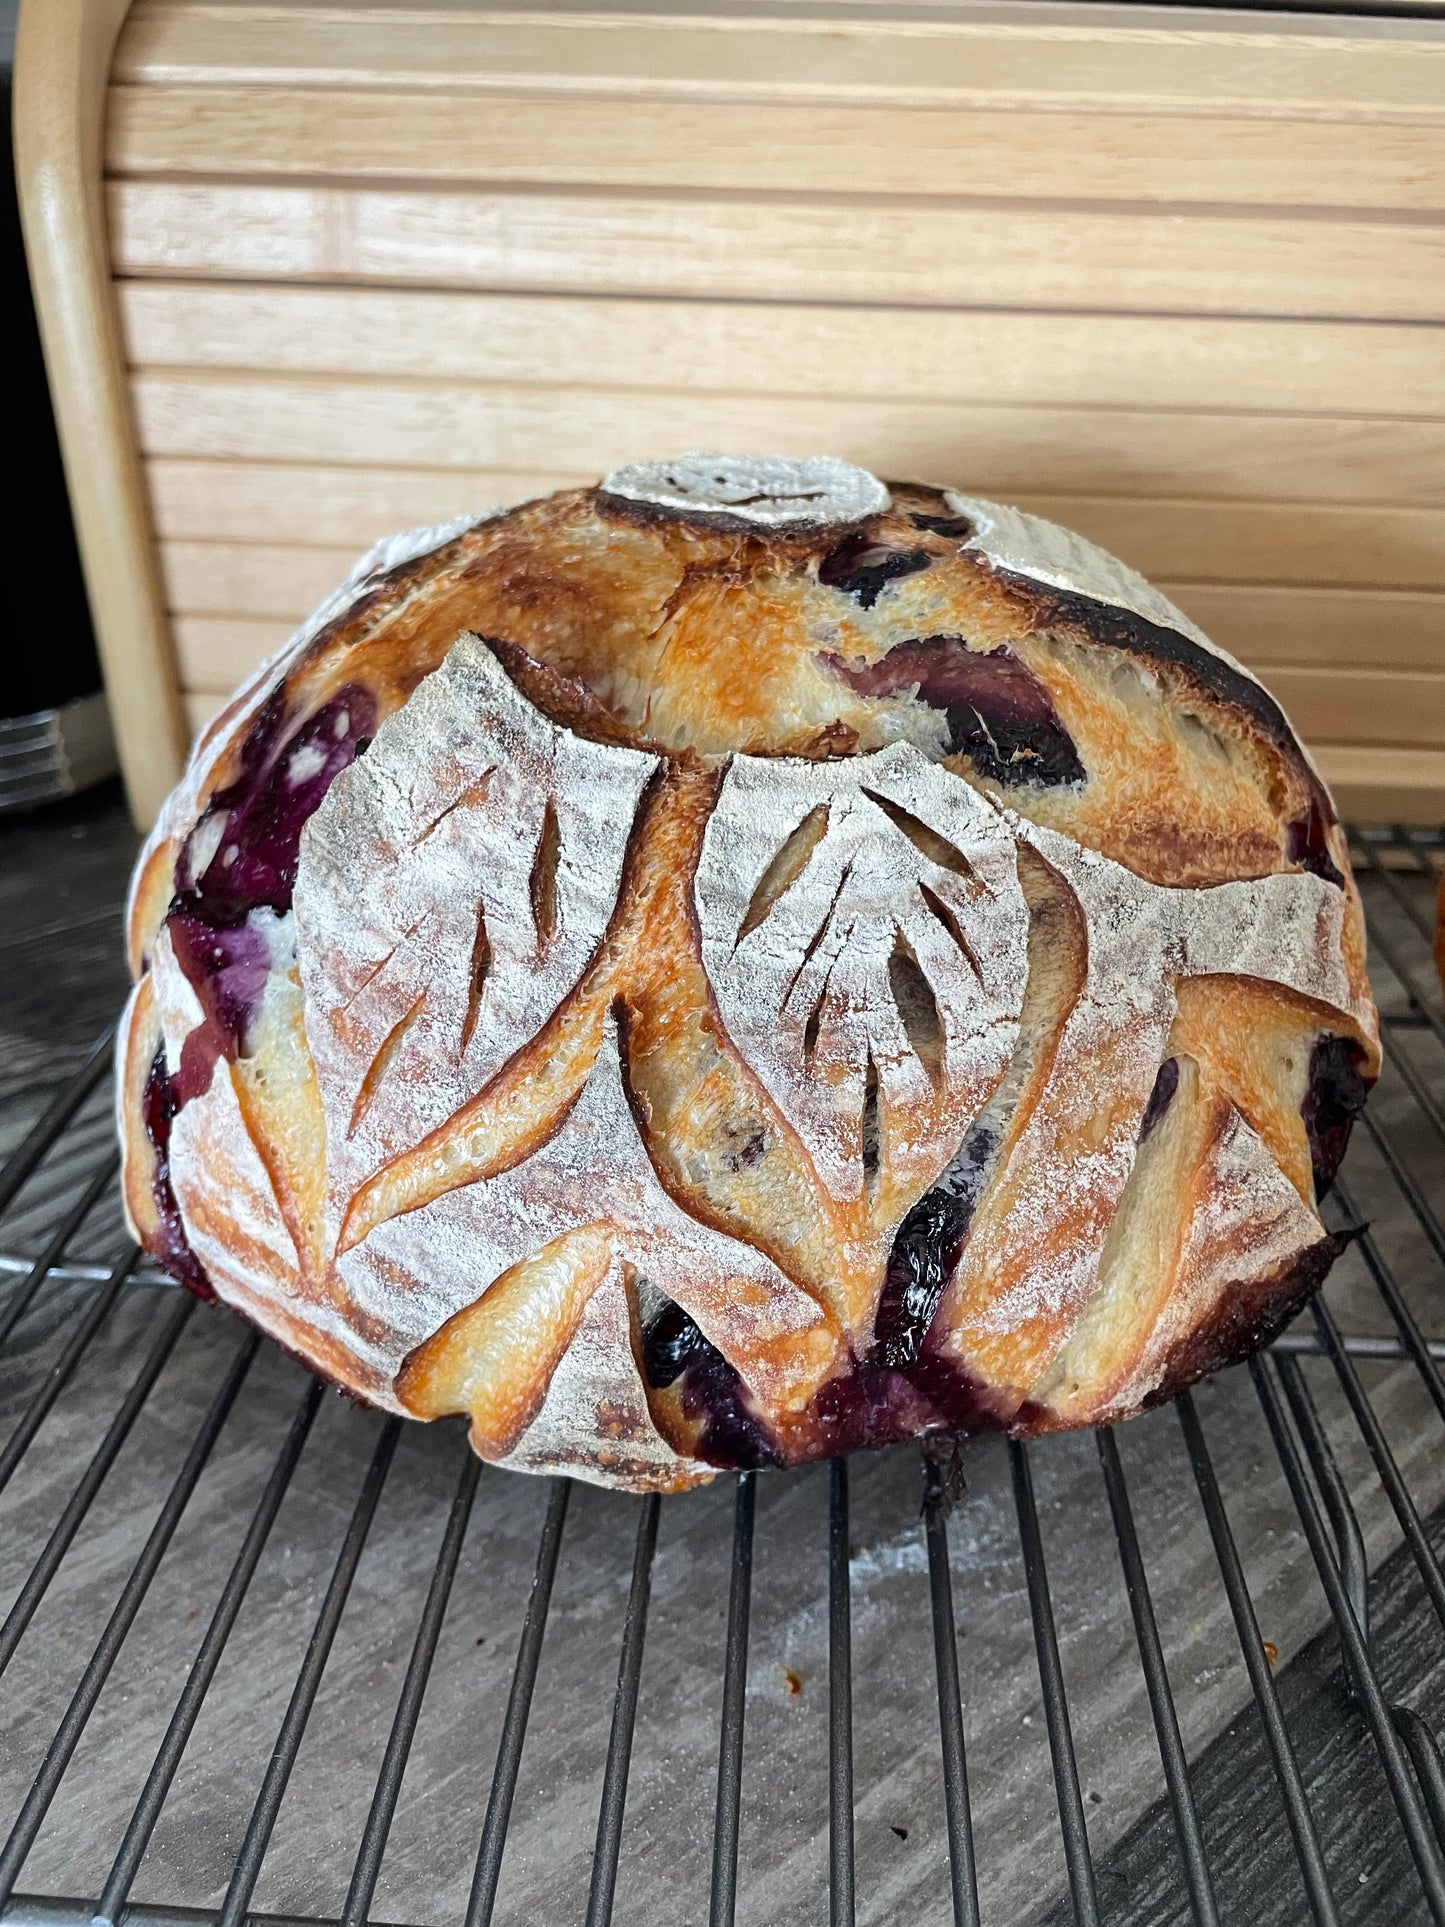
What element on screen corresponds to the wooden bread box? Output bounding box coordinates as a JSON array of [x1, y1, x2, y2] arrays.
[[16, 0, 1445, 828]]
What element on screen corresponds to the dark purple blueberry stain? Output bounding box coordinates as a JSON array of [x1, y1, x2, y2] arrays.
[[818, 532, 934, 609], [165, 912, 275, 1105], [871, 1189, 974, 1371], [1285, 796, 1345, 890], [175, 685, 377, 928], [138, 684, 377, 1279], [843, 1117, 1021, 1443], [829, 637, 1085, 789], [909, 513, 974, 540], [1302, 1034, 1371, 1198], [141, 1048, 214, 1301], [804, 1363, 950, 1456], [1139, 1057, 1180, 1142], [641, 1300, 782, 1470], [162, 684, 375, 1090]]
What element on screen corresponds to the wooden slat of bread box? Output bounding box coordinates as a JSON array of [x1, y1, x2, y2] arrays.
[[113, 1, 1445, 122], [1313, 746, 1445, 824], [1256, 667, 1445, 749], [117, 285, 1442, 423], [108, 182, 1445, 324], [147, 472, 1445, 594], [107, 87, 1445, 213], [130, 376, 1445, 508], [145, 460, 587, 546]]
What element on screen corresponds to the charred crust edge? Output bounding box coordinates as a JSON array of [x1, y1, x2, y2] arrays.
[[992, 568, 1334, 821]]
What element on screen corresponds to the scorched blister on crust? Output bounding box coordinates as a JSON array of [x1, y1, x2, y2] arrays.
[[117, 457, 1379, 1491]]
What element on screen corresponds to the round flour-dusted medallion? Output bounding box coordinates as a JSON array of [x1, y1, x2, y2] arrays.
[[118, 460, 1379, 1490], [600, 451, 890, 529]]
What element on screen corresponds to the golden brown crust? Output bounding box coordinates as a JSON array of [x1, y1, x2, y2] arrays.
[[117, 463, 1378, 1489]]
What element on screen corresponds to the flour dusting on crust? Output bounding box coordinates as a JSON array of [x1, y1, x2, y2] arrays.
[[696, 741, 1026, 1210], [603, 453, 889, 528]]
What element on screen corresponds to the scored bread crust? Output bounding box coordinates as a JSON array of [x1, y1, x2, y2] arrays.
[[118, 458, 1379, 1490]]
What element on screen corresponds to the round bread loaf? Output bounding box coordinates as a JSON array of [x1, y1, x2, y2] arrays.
[[119, 457, 1379, 1491]]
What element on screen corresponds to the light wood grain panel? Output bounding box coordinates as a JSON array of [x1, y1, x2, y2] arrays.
[[112, 2, 1445, 122], [130, 376, 1445, 507], [183, 689, 225, 737], [161, 540, 359, 619], [1252, 666, 1445, 747], [108, 182, 1445, 323], [106, 86, 1445, 212], [175, 615, 288, 689], [1165, 586, 1444, 672], [146, 460, 580, 544], [158, 541, 1445, 665], [143, 461, 1445, 590], [1031, 502, 1445, 593], [1313, 745, 1445, 823], [116, 283, 1443, 422]]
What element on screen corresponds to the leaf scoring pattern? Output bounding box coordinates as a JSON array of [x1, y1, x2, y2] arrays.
[[695, 742, 1029, 1212], [292, 636, 658, 1232]]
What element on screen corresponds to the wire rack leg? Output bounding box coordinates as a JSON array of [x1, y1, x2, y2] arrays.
[[216, 1416, 402, 1927], [1177, 1392, 1339, 1927], [1007, 1439, 1100, 1927], [465, 1477, 571, 1927], [0, 1330, 259, 1912], [828, 1458, 855, 1927], [94, 1379, 325, 1925], [585, 1492, 662, 1927], [922, 1454, 981, 1927], [709, 1472, 755, 1927], [1095, 1429, 1219, 1927]]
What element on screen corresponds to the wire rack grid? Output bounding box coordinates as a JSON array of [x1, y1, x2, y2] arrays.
[[0, 825, 1443, 1927]]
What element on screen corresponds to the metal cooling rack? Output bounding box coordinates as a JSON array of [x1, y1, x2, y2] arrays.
[[0, 825, 1443, 1927]]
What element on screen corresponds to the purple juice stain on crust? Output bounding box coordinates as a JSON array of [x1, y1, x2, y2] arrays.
[[829, 637, 1086, 789], [159, 685, 376, 1102], [177, 686, 378, 927], [141, 1048, 214, 1300], [818, 532, 934, 609], [1140, 1057, 1180, 1141], [1302, 1035, 1370, 1198], [641, 1300, 782, 1469], [871, 1189, 974, 1370], [137, 685, 377, 1271], [165, 913, 275, 1105], [806, 1363, 950, 1455], [1285, 798, 1345, 890]]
